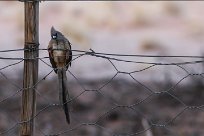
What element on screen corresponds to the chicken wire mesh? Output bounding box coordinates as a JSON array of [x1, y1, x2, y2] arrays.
[[0, 48, 204, 136]]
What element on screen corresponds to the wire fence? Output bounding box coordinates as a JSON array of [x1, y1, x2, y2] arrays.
[[1, 1, 204, 135], [0, 48, 204, 136]]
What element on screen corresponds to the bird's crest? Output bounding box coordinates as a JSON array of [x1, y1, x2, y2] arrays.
[[50, 26, 64, 40]]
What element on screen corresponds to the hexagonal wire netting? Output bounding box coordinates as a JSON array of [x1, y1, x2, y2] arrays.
[[0, 47, 204, 136], [1, 1, 204, 135]]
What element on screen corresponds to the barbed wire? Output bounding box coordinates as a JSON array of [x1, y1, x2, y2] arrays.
[[0, 48, 204, 65], [1, 48, 204, 58], [0, 48, 204, 136]]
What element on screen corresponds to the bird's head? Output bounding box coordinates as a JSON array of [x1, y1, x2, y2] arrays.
[[51, 26, 58, 39], [51, 26, 64, 40]]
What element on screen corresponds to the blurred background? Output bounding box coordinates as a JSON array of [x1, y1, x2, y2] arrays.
[[0, 1, 204, 136]]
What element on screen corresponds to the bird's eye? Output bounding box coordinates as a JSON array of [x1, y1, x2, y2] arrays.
[[52, 35, 57, 39]]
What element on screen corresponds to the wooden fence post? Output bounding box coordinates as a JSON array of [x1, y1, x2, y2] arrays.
[[20, 1, 39, 136]]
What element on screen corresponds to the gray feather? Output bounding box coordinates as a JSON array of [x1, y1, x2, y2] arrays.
[[57, 68, 70, 124]]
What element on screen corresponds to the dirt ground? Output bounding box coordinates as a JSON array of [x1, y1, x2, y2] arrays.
[[0, 76, 204, 136]]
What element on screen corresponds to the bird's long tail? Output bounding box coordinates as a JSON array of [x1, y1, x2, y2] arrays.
[[57, 68, 70, 124]]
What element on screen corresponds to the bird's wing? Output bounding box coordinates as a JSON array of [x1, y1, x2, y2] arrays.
[[48, 40, 57, 73], [65, 39, 72, 69]]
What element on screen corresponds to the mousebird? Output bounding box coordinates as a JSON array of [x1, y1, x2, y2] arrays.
[[48, 26, 72, 124]]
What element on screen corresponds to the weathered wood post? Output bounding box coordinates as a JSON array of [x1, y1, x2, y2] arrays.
[[20, 1, 39, 136]]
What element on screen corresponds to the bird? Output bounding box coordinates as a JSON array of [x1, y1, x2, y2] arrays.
[[47, 26, 72, 124]]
